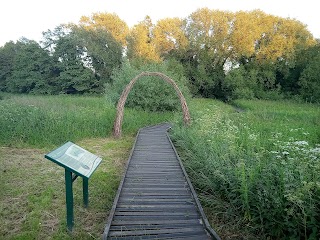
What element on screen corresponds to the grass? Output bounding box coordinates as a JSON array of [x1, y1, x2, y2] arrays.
[[0, 95, 174, 148], [171, 98, 320, 239], [2, 94, 319, 239], [0, 137, 134, 239], [0, 94, 176, 239]]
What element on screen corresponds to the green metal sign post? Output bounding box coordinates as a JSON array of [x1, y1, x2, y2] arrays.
[[45, 142, 102, 232]]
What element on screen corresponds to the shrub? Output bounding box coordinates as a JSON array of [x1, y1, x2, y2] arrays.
[[105, 59, 190, 111], [224, 66, 284, 101], [223, 66, 257, 100], [298, 54, 320, 103]]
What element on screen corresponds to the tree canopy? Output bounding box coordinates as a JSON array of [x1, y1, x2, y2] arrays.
[[0, 9, 318, 102]]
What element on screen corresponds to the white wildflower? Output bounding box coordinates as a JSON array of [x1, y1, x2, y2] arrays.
[[309, 148, 320, 154], [293, 141, 308, 146]]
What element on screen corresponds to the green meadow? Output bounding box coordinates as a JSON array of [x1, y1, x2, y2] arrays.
[[172, 98, 320, 239], [0, 95, 174, 239], [0, 95, 319, 239]]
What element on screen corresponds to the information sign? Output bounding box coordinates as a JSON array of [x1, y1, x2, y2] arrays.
[[45, 141, 101, 179], [45, 142, 102, 232]]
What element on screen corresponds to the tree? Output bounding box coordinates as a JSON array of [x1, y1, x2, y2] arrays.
[[298, 47, 320, 102], [0, 41, 23, 91], [79, 13, 129, 47], [231, 10, 315, 62], [153, 18, 188, 58], [6, 38, 54, 94], [229, 10, 315, 98], [127, 16, 161, 63], [279, 44, 320, 94], [72, 27, 123, 84], [53, 33, 98, 94], [181, 8, 233, 97]]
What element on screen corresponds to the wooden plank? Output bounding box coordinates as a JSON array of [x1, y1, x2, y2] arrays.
[[118, 195, 193, 200], [121, 187, 189, 191], [113, 215, 200, 221], [122, 184, 188, 188], [111, 219, 201, 225], [108, 233, 210, 240], [117, 201, 196, 206], [110, 223, 201, 231], [108, 226, 207, 237], [119, 192, 191, 197], [114, 211, 198, 216], [103, 123, 219, 240]]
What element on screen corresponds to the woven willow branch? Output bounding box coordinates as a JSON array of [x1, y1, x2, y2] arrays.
[[113, 71, 191, 138]]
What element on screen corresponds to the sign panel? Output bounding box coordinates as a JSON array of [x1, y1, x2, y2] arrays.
[[45, 142, 102, 179]]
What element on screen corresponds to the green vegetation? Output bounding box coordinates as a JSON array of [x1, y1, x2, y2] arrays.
[[0, 95, 174, 148], [1, 7, 319, 238], [1, 10, 319, 102], [0, 94, 176, 239], [0, 136, 134, 239], [1, 94, 319, 239], [106, 59, 190, 111], [172, 99, 320, 239]]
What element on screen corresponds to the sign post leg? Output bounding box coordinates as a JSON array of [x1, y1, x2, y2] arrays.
[[65, 169, 74, 232], [83, 177, 89, 208]]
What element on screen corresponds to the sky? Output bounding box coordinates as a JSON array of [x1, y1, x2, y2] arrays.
[[0, 0, 319, 47]]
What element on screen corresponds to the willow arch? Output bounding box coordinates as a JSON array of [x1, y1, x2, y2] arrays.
[[113, 71, 191, 138]]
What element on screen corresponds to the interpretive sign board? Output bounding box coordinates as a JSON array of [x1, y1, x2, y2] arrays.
[[45, 142, 102, 232], [45, 141, 101, 179]]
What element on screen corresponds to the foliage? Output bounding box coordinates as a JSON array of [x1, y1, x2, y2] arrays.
[[42, 24, 123, 93], [106, 59, 190, 111], [223, 66, 257, 100], [231, 10, 315, 62], [0, 95, 174, 148], [176, 8, 315, 99], [0, 41, 22, 91], [127, 16, 161, 63], [298, 53, 320, 103], [5, 39, 54, 94], [172, 98, 320, 239], [0, 9, 318, 100], [181, 8, 232, 97], [52, 32, 99, 94], [75, 27, 123, 84], [153, 17, 188, 58], [79, 12, 129, 47]]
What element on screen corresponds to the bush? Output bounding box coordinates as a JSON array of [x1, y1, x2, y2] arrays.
[[223, 66, 257, 100], [105, 59, 190, 111], [224, 66, 284, 101], [298, 54, 320, 103]]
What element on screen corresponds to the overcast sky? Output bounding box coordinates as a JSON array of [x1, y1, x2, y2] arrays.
[[0, 0, 319, 46]]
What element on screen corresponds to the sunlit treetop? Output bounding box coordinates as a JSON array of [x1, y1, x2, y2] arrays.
[[153, 17, 188, 57], [127, 16, 161, 62], [79, 13, 129, 46]]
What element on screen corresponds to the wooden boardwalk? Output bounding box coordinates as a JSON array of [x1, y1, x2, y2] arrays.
[[103, 123, 220, 240]]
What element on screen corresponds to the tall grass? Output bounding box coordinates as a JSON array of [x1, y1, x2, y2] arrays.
[[0, 94, 176, 239], [172, 98, 320, 239], [0, 95, 174, 148]]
